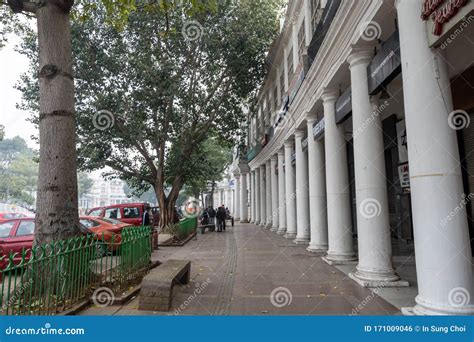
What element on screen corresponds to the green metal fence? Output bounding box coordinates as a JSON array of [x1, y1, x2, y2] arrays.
[[0, 226, 152, 315]]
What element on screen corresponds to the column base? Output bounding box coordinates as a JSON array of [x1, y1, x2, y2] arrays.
[[270, 226, 278, 232], [349, 271, 409, 288], [402, 295, 474, 316], [277, 228, 287, 235], [240, 219, 249, 223], [293, 237, 310, 245], [285, 232, 297, 239], [265, 224, 272, 229], [322, 253, 357, 266], [306, 245, 328, 253]]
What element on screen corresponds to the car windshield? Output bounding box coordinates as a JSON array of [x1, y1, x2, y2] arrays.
[[0, 222, 15, 238], [100, 218, 122, 225]]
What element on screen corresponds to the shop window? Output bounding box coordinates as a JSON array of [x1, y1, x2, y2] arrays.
[[280, 72, 285, 95], [287, 47, 294, 82], [298, 20, 306, 57]]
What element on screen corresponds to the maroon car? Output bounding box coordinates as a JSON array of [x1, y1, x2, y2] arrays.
[[0, 218, 35, 270]]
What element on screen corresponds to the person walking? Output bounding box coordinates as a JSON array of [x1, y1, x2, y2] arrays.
[[216, 205, 226, 232]]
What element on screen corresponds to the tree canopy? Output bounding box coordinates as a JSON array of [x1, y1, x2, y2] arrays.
[[17, 0, 280, 227]]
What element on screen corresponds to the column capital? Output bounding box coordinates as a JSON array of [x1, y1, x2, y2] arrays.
[[271, 154, 278, 162], [306, 113, 319, 125], [278, 148, 285, 156], [260, 164, 266, 170], [347, 44, 374, 68], [321, 87, 339, 103], [294, 129, 305, 139], [265, 159, 271, 166], [284, 139, 295, 148]]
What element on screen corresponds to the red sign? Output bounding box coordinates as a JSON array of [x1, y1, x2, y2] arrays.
[[421, 0, 468, 35]]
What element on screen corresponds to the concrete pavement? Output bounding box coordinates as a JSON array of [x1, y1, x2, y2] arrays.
[[80, 222, 400, 315]]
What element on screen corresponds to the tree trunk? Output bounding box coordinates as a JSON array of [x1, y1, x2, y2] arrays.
[[34, 3, 80, 245]]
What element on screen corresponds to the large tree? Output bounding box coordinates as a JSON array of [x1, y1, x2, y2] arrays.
[[2, 0, 215, 244], [18, 0, 280, 228]]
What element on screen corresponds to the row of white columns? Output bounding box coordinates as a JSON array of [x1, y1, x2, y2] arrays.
[[237, 0, 473, 315]]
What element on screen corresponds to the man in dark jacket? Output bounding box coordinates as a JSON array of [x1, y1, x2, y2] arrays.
[[216, 205, 226, 232]]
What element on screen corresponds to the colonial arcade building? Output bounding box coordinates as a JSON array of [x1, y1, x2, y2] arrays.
[[230, 0, 474, 315]]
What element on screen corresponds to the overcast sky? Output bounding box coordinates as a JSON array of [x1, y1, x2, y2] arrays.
[[0, 34, 37, 148]]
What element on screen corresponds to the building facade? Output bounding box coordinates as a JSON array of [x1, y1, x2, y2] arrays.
[[231, 0, 474, 315]]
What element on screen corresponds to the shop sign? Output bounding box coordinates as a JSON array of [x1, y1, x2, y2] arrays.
[[398, 162, 410, 191], [421, 0, 474, 47], [335, 86, 352, 124], [396, 120, 408, 164], [367, 31, 402, 95], [313, 118, 325, 140]]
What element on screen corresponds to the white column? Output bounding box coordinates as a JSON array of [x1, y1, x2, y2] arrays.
[[348, 47, 407, 287], [234, 174, 241, 221], [240, 172, 249, 223], [254, 168, 261, 225], [249, 171, 254, 223], [270, 156, 279, 232], [307, 115, 328, 252], [259, 164, 266, 226], [321, 89, 357, 265], [284, 140, 297, 239], [277, 149, 287, 235], [397, 0, 473, 315], [265, 160, 272, 228], [294, 130, 310, 244]]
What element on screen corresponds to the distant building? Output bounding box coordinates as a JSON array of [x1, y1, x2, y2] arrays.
[[79, 177, 134, 212]]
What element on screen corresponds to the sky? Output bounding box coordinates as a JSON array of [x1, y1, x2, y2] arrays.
[[0, 34, 37, 148]]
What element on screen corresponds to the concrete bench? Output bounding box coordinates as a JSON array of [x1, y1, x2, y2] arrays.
[[138, 259, 191, 311]]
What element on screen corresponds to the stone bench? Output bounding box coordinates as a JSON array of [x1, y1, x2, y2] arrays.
[[138, 259, 191, 311]]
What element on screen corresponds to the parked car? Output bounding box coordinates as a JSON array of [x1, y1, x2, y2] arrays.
[[86, 203, 154, 227], [0, 216, 132, 271], [79, 216, 131, 254], [0, 218, 34, 270]]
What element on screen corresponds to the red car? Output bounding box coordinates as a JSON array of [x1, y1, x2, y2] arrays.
[[0, 218, 34, 270], [0, 217, 132, 271], [86, 203, 153, 227]]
